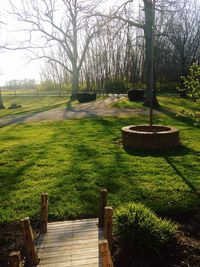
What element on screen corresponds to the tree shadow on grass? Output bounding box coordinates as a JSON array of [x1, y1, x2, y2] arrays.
[[66, 99, 73, 110], [1, 116, 199, 221], [164, 156, 200, 200], [155, 105, 197, 127], [0, 102, 66, 127]]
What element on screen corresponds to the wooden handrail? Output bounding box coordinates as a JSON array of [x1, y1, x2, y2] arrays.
[[20, 217, 39, 266], [99, 240, 114, 267], [40, 192, 48, 233], [98, 189, 107, 228], [104, 206, 113, 248]]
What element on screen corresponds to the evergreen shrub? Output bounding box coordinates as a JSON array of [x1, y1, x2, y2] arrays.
[[114, 203, 177, 251], [128, 89, 144, 101], [77, 92, 96, 103]]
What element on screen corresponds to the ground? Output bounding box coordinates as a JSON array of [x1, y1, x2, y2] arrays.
[[0, 95, 200, 266], [0, 95, 149, 126]]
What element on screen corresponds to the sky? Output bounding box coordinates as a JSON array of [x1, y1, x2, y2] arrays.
[[0, 0, 138, 86]]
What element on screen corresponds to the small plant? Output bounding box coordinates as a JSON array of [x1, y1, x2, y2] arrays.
[[113, 203, 177, 251]]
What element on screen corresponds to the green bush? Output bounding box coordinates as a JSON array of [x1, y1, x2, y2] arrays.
[[113, 203, 177, 251], [179, 64, 200, 100], [77, 92, 96, 103], [127, 89, 145, 101], [178, 64, 200, 124]]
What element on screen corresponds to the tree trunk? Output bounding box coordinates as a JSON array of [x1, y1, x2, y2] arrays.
[[0, 89, 5, 109], [71, 68, 79, 99], [143, 0, 159, 107]]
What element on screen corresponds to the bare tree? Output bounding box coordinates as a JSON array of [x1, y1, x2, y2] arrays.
[[40, 48, 70, 96], [9, 0, 106, 99], [160, 0, 200, 95], [99, 0, 159, 106]]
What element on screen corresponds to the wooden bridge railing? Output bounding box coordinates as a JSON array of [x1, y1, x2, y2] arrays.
[[98, 189, 114, 267], [9, 189, 114, 267], [99, 240, 114, 267], [9, 192, 48, 266]]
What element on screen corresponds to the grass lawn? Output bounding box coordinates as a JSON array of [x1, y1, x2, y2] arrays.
[[112, 95, 200, 114], [0, 96, 200, 223], [0, 96, 67, 118]]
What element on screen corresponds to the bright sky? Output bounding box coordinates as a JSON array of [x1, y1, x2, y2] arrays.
[[0, 0, 138, 86]]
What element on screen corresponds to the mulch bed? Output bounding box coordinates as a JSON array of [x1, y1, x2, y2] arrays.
[[0, 219, 39, 267], [0, 212, 200, 267]]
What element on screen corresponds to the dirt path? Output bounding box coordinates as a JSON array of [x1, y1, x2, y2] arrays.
[[0, 96, 150, 127]]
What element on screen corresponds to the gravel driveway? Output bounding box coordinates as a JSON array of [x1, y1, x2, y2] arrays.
[[0, 96, 149, 127]]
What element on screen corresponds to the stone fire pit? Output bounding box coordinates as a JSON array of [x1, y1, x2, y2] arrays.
[[122, 125, 180, 150]]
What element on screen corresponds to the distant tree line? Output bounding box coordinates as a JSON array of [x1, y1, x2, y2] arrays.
[[36, 0, 199, 99], [5, 79, 36, 90], [1, 0, 199, 105]]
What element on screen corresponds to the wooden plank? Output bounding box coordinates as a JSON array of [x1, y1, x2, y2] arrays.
[[47, 218, 97, 227], [37, 240, 99, 252], [38, 247, 98, 258], [38, 229, 98, 240], [37, 238, 99, 248], [39, 253, 99, 264], [37, 243, 99, 256], [38, 257, 99, 267], [45, 225, 97, 234]]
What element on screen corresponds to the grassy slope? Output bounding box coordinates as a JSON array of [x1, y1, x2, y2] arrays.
[[0, 96, 200, 222], [0, 96, 67, 118]]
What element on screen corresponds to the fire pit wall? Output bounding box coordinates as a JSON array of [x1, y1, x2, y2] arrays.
[[122, 125, 180, 150]]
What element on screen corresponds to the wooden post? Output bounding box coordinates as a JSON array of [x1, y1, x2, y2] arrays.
[[20, 217, 39, 266], [99, 240, 114, 267], [40, 193, 48, 233], [98, 189, 107, 228], [104, 207, 113, 248], [8, 251, 24, 267]]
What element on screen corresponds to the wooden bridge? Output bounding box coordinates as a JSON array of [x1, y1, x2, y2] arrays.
[[37, 218, 103, 267], [9, 190, 114, 267]]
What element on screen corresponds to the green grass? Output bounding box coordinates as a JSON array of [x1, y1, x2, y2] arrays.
[[0, 101, 200, 222], [112, 97, 145, 109], [112, 95, 200, 115], [0, 96, 67, 118]]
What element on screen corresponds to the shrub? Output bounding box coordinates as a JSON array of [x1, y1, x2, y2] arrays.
[[77, 92, 96, 103], [128, 89, 145, 101], [8, 103, 22, 109], [113, 203, 177, 251]]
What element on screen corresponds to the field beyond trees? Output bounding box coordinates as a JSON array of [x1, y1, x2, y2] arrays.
[[0, 95, 200, 223]]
